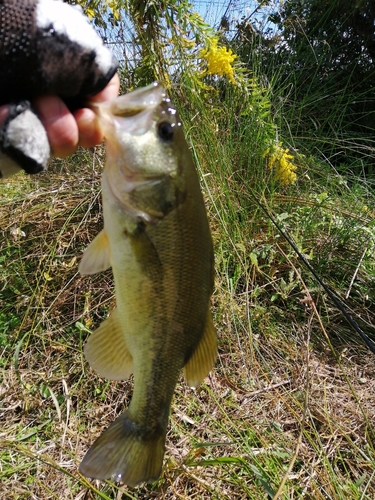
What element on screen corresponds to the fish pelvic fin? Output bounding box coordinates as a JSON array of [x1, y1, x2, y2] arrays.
[[84, 308, 133, 380], [183, 309, 217, 388], [79, 411, 165, 487], [79, 229, 111, 275]]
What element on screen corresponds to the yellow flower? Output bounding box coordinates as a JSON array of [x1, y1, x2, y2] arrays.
[[85, 8, 95, 19], [200, 38, 237, 84], [264, 143, 297, 185], [362, 205, 375, 218]]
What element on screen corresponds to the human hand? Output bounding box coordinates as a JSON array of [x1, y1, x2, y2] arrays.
[[0, 73, 120, 158], [0, 0, 119, 177], [32, 73, 120, 157], [0, 73, 120, 178]]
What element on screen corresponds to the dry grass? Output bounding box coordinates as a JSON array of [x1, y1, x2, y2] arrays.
[[1, 150, 375, 499]]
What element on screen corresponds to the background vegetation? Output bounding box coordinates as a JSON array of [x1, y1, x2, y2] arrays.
[[1, 1, 375, 498]]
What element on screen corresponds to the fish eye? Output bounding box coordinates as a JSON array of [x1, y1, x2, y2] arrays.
[[157, 121, 174, 142]]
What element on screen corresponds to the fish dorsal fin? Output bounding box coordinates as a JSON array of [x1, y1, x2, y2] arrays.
[[183, 309, 217, 388], [79, 229, 111, 275], [84, 308, 133, 380]]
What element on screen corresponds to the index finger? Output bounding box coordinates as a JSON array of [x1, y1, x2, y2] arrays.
[[74, 73, 120, 148], [89, 73, 120, 104]]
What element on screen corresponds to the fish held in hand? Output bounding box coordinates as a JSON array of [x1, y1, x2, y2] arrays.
[[78, 82, 217, 487]]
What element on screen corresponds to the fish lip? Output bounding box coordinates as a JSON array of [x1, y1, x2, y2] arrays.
[[97, 81, 167, 128], [109, 82, 166, 116], [95, 81, 172, 144]]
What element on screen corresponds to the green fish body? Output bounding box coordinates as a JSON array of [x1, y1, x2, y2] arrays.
[[78, 83, 217, 486]]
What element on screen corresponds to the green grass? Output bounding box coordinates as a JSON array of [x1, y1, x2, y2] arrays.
[[0, 86, 375, 500], [1, 57, 375, 500]]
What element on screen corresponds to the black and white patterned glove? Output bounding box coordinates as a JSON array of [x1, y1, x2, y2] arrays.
[[0, 0, 118, 178]]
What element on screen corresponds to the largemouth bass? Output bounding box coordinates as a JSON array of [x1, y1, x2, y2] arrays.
[[78, 82, 217, 486]]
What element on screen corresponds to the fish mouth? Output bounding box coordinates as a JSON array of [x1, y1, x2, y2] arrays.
[[109, 82, 165, 115], [98, 82, 167, 137], [97, 82, 177, 222]]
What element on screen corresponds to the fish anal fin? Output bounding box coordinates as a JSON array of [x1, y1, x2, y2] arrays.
[[84, 308, 133, 380], [79, 229, 111, 275], [183, 309, 217, 388], [79, 410, 165, 486]]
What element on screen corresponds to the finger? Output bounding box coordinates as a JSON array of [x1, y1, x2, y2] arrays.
[[33, 96, 79, 157], [75, 73, 120, 148], [89, 73, 120, 103], [74, 107, 103, 149]]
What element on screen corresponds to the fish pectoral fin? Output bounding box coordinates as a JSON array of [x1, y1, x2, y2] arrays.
[[79, 410, 165, 486], [79, 229, 111, 275], [183, 309, 217, 389], [84, 308, 133, 380]]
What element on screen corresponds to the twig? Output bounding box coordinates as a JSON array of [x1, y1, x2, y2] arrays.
[[61, 377, 71, 449], [346, 246, 367, 299], [246, 380, 291, 398]]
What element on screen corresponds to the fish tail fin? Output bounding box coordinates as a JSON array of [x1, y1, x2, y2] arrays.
[[79, 411, 165, 487]]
